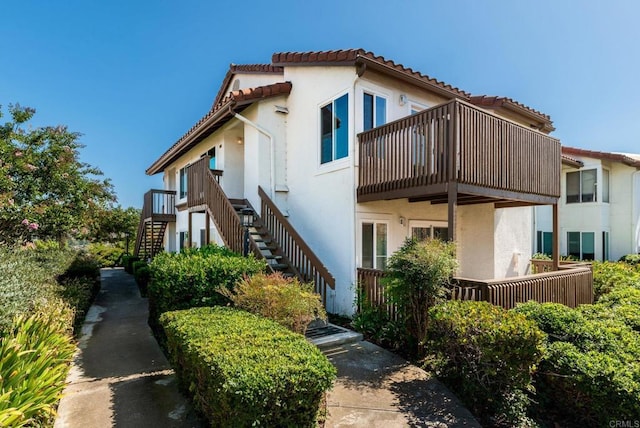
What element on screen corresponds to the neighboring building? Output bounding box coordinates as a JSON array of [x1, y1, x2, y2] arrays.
[[137, 49, 592, 315], [535, 147, 640, 261]]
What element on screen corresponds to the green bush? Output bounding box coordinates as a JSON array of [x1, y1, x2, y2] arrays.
[[147, 246, 265, 336], [580, 286, 640, 332], [0, 306, 76, 426], [161, 307, 336, 427], [87, 242, 123, 268], [221, 272, 325, 334], [351, 292, 408, 352], [134, 265, 151, 297], [383, 238, 457, 357], [591, 260, 640, 299], [619, 253, 640, 265], [427, 300, 545, 426], [540, 342, 640, 426], [121, 255, 139, 273], [514, 301, 640, 426]]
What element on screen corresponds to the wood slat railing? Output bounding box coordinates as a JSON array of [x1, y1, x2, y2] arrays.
[[357, 99, 561, 201], [259, 186, 335, 304], [357, 265, 593, 317], [134, 189, 176, 258], [187, 157, 262, 258], [530, 259, 589, 274]]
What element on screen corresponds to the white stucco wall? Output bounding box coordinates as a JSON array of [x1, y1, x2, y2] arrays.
[[493, 207, 533, 277]]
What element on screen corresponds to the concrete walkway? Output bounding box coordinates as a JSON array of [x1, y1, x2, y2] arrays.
[[54, 268, 204, 428], [55, 268, 479, 428]]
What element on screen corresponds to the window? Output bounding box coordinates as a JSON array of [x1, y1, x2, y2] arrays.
[[411, 225, 448, 241], [536, 231, 553, 256], [320, 94, 349, 164], [202, 148, 216, 170], [361, 222, 388, 270], [200, 229, 207, 247], [363, 93, 386, 131], [567, 231, 595, 260], [179, 231, 188, 251], [179, 166, 188, 199], [566, 169, 597, 203], [602, 169, 610, 203], [603, 231, 609, 261]]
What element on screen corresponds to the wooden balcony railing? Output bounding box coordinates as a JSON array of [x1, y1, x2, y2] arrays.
[[142, 189, 176, 221], [259, 186, 335, 304], [187, 156, 261, 257], [357, 99, 561, 203], [357, 265, 593, 318], [530, 259, 589, 274]]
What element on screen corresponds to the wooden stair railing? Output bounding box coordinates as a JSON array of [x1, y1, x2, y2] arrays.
[[187, 157, 263, 259], [258, 186, 336, 304]]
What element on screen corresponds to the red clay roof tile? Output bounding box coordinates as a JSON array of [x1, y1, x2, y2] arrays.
[[562, 146, 640, 168]]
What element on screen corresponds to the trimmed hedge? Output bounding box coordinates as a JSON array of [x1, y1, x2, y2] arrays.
[[87, 242, 123, 268], [121, 255, 139, 273], [133, 261, 151, 297], [427, 300, 545, 426], [591, 260, 640, 299], [147, 245, 265, 337], [161, 307, 336, 427], [514, 301, 640, 426]]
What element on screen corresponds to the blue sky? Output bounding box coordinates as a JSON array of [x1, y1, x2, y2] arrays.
[[2, 1, 638, 208]]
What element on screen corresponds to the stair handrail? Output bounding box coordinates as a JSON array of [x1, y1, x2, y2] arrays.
[[258, 186, 336, 295], [190, 157, 263, 260]]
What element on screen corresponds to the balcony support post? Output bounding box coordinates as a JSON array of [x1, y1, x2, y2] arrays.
[[205, 212, 210, 246], [448, 183, 457, 241], [188, 211, 193, 248], [552, 203, 560, 270]]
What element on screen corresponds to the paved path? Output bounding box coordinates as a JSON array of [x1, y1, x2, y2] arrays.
[[324, 341, 480, 427], [55, 268, 203, 428], [56, 267, 478, 427]]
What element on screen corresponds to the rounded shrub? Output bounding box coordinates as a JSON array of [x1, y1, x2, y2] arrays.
[[427, 300, 545, 426], [161, 307, 336, 427]]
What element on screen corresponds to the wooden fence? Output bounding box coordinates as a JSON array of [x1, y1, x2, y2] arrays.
[[357, 263, 593, 316]]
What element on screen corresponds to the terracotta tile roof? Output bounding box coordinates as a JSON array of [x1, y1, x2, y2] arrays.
[[272, 49, 471, 99], [212, 63, 284, 109], [562, 146, 640, 169], [469, 95, 554, 132], [561, 153, 584, 168], [147, 82, 292, 175]]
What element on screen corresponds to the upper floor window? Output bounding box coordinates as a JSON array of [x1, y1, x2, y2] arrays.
[[320, 94, 349, 164], [202, 148, 216, 170], [566, 169, 597, 203], [179, 166, 188, 199], [363, 93, 386, 131]]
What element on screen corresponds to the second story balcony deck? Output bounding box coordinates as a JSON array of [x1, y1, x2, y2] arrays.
[[357, 99, 561, 206]]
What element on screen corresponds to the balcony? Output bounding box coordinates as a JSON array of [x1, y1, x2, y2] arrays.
[[142, 189, 176, 222], [357, 99, 561, 205]]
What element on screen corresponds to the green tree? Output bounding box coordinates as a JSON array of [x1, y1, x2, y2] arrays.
[[0, 103, 115, 246], [382, 238, 458, 357], [85, 205, 140, 245]]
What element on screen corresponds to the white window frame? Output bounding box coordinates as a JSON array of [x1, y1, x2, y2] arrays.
[[362, 90, 388, 132], [318, 91, 350, 169], [408, 220, 448, 241], [566, 168, 597, 204], [179, 165, 189, 200], [566, 231, 596, 260], [358, 218, 390, 270]]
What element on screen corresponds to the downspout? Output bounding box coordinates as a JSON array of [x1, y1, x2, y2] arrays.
[[634, 171, 640, 253], [230, 107, 276, 200], [351, 65, 363, 314]]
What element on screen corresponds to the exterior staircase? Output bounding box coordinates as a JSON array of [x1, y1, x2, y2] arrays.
[[134, 190, 176, 260], [187, 156, 335, 306]]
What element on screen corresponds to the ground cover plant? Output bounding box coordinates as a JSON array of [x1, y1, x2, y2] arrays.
[[161, 306, 336, 427], [0, 246, 101, 425]]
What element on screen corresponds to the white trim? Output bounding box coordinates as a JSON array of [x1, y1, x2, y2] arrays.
[[357, 216, 391, 269], [317, 89, 351, 170]]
